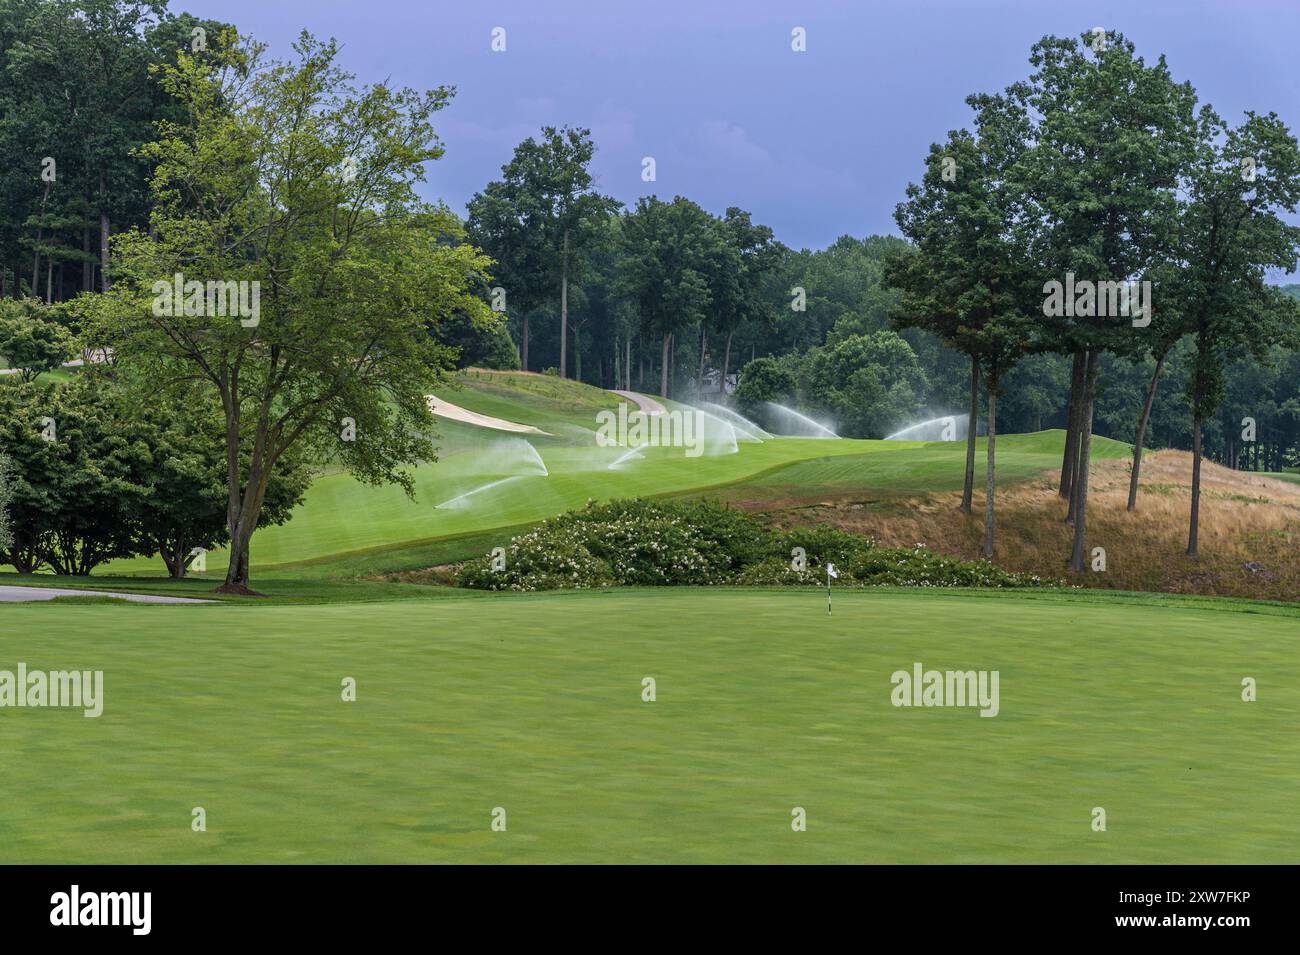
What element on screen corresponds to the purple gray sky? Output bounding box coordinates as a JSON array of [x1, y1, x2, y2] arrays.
[[181, 0, 1300, 256]]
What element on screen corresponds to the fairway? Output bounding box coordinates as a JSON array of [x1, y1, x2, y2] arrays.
[[1, 589, 1294, 864]]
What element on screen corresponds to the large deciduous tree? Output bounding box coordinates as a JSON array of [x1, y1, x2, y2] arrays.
[[1175, 108, 1300, 556], [1014, 32, 1197, 571], [466, 126, 617, 376], [619, 196, 724, 399], [89, 32, 491, 593]]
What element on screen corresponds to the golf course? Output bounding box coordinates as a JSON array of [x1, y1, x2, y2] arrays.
[[3, 4, 1300, 876], [4, 371, 1298, 864]]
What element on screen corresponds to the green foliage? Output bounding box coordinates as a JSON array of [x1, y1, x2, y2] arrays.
[[0, 298, 72, 380], [618, 195, 730, 396], [0, 373, 309, 576], [733, 355, 796, 415], [434, 308, 519, 370], [87, 31, 490, 588], [456, 499, 1051, 592], [0, 450, 12, 554], [800, 331, 928, 437], [0, 1, 233, 302], [466, 125, 619, 375], [0, 376, 149, 574]]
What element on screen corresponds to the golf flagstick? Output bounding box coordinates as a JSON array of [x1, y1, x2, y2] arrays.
[[826, 561, 838, 615]]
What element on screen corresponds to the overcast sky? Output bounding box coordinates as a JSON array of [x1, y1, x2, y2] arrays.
[[180, 0, 1300, 261]]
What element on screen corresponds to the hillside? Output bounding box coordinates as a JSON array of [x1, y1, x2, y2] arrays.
[[747, 448, 1300, 601]]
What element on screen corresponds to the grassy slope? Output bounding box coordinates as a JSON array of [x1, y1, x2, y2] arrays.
[[95, 373, 903, 576], [12, 367, 1135, 579], [708, 432, 1131, 504], [1, 587, 1295, 863]]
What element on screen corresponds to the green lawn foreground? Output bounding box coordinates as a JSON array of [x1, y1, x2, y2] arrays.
[[0, 588, 1295, 863]]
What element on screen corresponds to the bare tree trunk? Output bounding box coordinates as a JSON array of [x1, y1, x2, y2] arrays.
[[1069, 350, 1099, 572], [1188, 410, 1203, 557], [961, 357, 979, 513], [98, 168, 110, 292], [521, 314, 529, 371], [559, 228, 569, 378], [1060, 350, 1085, 499], [572, 322, 582, 381], [82, 222, 91, 292], [46, 257, 53, 303], [660, 331, 671, 398], [983, 377, 997, 558], [625, 336, 632, 390], [697, 324, 707, 393], [1128, 348, 1169, 512], [31, 181, 51, 298], [721, 329, 734, 394]]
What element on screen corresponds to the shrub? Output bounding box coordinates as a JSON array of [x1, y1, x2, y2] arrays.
[[456, 499, 1054, 592]]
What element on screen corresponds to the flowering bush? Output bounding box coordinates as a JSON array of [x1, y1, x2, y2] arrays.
[[455, 499, 1054, 591]]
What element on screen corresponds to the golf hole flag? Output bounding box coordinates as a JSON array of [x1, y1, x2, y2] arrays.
[[826, 562, 838, 615]]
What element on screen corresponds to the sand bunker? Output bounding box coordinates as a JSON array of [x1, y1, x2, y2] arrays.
[[426, 395, 551, 435]]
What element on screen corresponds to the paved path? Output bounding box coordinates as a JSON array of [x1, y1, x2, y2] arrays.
[[0, 585, 210, 604], [610, 390, 667, 415]]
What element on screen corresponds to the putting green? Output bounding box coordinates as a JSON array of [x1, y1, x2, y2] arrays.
[[0, 588, 1293, 863]]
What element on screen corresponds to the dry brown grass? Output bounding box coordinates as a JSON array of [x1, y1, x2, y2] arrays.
[[755, 450, 1300, 600]]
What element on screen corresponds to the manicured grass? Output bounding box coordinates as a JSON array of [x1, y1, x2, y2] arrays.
[[102, 434, 893, 576], [97, 431, 1109, 578], [1262, 470, 1300, 487], [713, 432, 1132, 503], [0, 588, 1294, 863]]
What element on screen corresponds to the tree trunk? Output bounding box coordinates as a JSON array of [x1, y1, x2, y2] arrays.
[[521, 314, 529, 371], [46, 257, 53, 303], [98, 168, 110, 292], [697, 324, 707, 393], [625, 336, 632, 391], [559, 228, 569, 378], [82, 222, 91, 292], [983, 377, 997, 558], [722, 330, 734, 394], [222, 539, 253, 592], [31, 181, 51, 298], [1127, 348, 1169, 511], [1068, 350, 1099, 572], [660, 331, 671, 398], [961, 357, 979, 514], [159, 540, 184, 580], [572, 322, 582, 381], [1060, 350, 1085, 499], [1188, 411, 1203, 558]]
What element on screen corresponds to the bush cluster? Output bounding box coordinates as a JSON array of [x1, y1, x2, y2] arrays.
[[456, 499, 1053, 592]]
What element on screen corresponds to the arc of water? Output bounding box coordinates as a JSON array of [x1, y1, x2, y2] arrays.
[[763, 402, 839, 438]]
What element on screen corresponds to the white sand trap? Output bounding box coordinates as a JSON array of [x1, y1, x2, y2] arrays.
[[610, 390, 667, 415], [426, 395, 551, 435]]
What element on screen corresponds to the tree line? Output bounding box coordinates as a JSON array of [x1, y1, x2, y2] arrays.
[[1, 6, 1299, 588]]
